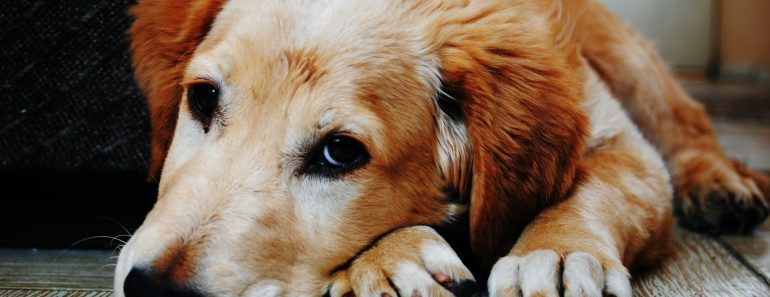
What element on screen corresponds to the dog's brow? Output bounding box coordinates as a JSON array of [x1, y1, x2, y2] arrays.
[[284, 49, 326, 86]]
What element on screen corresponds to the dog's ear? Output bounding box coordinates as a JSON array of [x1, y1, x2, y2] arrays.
[[129, 0, 226, 180], [433, 6, 589, 273]]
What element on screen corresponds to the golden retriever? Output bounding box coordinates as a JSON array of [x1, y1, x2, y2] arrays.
[[115, 0, 770, 296]]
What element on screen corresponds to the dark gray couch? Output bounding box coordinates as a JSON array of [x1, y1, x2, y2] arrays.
[[1, 0, 156, 248]]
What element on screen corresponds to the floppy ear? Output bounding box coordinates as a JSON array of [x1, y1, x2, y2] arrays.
[[129, 0, 226, 180], [433, 4, 589, 273]]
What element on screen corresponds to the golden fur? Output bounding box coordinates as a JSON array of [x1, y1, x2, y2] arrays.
[[116, 0, 770, 296]]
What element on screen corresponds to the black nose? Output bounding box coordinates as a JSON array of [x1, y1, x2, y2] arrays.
[[124, 267, 205, 297]]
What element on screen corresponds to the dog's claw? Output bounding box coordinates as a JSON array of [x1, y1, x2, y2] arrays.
[[672, 152, 770, 234], [487, 250, 630, 297], [329, 226, 475, 297]]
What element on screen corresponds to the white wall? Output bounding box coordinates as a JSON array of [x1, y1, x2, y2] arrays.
[[599, 0, 715, 68]]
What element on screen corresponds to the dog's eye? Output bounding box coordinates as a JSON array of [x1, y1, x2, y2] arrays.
[[306, 135, 369, 177], [187, 82, 219, 131]]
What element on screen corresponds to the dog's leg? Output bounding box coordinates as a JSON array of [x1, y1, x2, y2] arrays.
[[576, 0, 769, 233], [487, 69, 673, 297], [487, 156, 672, 297], [327, 225, 476, 297]]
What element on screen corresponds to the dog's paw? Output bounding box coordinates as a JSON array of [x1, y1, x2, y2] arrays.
[[487, 250, 631, 297], [327, 226, 476, 297], [672, 150, 770, 234]]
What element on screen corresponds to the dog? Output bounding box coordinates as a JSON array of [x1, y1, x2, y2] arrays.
[[115, 0, 770, 296]]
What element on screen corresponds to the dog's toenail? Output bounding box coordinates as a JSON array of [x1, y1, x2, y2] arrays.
[[432, 272, 450, 284]]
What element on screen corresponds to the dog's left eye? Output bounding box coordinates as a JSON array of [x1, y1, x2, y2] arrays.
[[305, 135, 369, 177], [187, 82, 220, 132]]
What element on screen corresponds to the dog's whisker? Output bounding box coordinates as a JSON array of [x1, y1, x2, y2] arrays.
[[55, 235, 129, 262], [99, 216, 135, 237], [111, 244, 126, 258]]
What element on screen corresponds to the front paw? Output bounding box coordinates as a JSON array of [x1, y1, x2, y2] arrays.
[[672, 151, 769, 234], [487, 250, 631, 297], [327, 226, 476, 297]]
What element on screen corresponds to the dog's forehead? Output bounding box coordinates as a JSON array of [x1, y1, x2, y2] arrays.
[[191, 0, 435, 82], [209, 0, 406, 43]]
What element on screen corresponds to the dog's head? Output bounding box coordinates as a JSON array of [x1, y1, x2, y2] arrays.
[[116, 0, 587, 295]]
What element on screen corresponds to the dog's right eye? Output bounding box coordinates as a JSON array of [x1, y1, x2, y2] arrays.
[[304, 135, 370, 178], [187, 82, 220, 132]]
